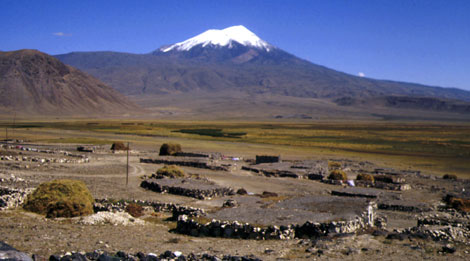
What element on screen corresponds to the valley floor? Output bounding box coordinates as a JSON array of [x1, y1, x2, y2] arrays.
[[0, 120, 470, 260]]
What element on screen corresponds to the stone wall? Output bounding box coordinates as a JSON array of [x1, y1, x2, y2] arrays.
[[241, 166, 300, 178], [0, 186, 32, 210], [255, 155, 281, 164], [175, 203, 377, 240], [0, 155, 89, 164], [140, 179, 234, 200], [378, 203, 431, 213], [140, 158, 229, 171], [93, 199, 204, 219], [173, 152, 209, 158]]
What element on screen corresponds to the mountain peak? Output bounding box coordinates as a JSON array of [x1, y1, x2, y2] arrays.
[[161, 25, 272, 52]]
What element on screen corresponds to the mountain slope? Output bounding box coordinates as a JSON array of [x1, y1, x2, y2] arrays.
[[55, 25, 470, 117], [0, 49, 140, 116]]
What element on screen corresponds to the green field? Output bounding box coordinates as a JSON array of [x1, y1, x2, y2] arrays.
[[2, 120, 470, 177]]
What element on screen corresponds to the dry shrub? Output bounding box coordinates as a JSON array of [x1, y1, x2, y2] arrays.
[[328, 169, 348, 181], [156, 165, 185, 178], [356, 173, 375, 182], [236, 188, 248, 195], [159, 143, 182, 156], [260, 191, 278, 198], [443, 174, 457, 180], [328, 161, 342, 170], [444, 195, 470, 212], [110, 142, 128, 151], [126, 203, 144, 217], [23, 179, 94, 218]]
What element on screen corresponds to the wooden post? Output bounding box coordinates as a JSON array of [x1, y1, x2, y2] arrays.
[[126, 142, 130, 186], [11, 112, 16, 142]]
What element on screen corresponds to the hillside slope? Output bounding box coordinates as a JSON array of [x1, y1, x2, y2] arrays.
[[0, 49, 140, 116]]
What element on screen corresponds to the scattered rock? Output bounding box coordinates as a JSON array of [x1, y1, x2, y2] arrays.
[[260, 191, 278, 198], [222, 199, 238, 208], [441, 245, 456, 254], [0, 241, 33, 261], [77, 211, 145, 226]]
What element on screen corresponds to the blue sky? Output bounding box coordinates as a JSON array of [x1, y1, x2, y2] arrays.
[[1, 0, 470, 91]]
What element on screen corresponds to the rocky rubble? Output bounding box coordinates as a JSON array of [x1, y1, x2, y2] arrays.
[[77, 211, 145, 226], [47, 250, 262, 261], [0, 241, 33, 261], [0, 241, 262, 261]]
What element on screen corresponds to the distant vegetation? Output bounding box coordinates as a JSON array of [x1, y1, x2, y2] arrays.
[[173, 128, 247, 138], [4, 120, 470, 176]]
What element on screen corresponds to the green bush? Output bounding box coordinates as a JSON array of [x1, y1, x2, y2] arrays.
[[23, 179, 94, 218], [328, 170, 348, 181], [111, 142, 128, 151], [159, 143, 182, 156], [356, 173, 375, 182], [156, 165, 186, 178]]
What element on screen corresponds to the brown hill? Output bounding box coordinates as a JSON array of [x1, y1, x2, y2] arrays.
[[0, 49, 140, 116]]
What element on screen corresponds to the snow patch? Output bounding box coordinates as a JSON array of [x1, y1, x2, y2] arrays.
[[162, 25, 271, 52]]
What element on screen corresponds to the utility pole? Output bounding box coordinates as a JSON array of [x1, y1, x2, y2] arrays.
[[12, 111, 16, 143], [126, 142, 130, 186]]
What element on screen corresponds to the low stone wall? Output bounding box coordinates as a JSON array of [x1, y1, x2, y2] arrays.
[[241, 166, 300, 178], [417, 214, 470, 229], [93, 198, 204, 219], [173, 152, 209, 158], [46, 249, 262, 261], [378, 203, 431, 213], [0, 155, 89, 164], [0, 186, 32, 210], [140, 158, 229, 171], [331, 190, 377, 199], [324, 180, 411, 191], [255, 155, 281, 164], [140, 179, 234, 200], [176, 203, 377, 240]]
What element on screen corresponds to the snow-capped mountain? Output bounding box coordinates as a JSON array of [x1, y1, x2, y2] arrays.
[[55, 25, 470, 117], [160, 25, 272, 52]]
